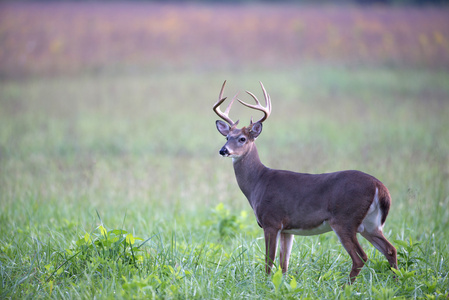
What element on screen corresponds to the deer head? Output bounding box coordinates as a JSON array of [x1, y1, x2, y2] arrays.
[[213, 80, 271, 160]]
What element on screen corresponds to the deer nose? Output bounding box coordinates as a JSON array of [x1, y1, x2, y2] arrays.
[[219, 147, 229, 156]]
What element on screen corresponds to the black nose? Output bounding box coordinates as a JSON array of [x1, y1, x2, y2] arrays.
[[219, 147, 229, 156]]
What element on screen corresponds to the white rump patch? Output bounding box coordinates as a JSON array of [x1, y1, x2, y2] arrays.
[[358, 187, 383, 233], [283, 221, 332, 236]]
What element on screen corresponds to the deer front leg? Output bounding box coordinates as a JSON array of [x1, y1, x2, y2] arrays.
[[264, 228, 280, 274], [280, 232, 294, 273]]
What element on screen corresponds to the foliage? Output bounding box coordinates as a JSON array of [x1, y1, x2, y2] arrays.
[[57, 213, 153, 281], [209, 203, 257, 239]]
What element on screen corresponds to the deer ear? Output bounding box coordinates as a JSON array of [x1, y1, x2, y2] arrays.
[[250, 122, 263, 138], [216, 120, 230, 136]]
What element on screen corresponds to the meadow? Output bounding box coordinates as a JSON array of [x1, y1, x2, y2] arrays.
[[1, 2, 449, 299]]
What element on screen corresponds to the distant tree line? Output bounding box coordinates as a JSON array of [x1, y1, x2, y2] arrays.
[[127, 0, 449, 5], [352, 0, 449, 4], [4, 0, 448, 5]]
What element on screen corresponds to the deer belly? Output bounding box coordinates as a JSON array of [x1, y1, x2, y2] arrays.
[[282, 221, 332, 236]]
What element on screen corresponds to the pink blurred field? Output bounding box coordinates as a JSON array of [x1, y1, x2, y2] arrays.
[[1, 2, 449, 77]]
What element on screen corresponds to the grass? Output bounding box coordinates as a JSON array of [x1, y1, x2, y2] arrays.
[[1, 65, 448, 299]]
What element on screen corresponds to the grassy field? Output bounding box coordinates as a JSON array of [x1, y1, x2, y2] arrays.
[[1, 3, 449, 299]]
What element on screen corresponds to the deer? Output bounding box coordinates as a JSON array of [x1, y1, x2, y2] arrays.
[[212, 80, 398, 283]]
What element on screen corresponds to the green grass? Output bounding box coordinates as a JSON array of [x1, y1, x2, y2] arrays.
[[1, 66, 448, 299]]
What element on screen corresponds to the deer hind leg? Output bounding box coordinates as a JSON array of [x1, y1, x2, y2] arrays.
[[332, 224, 368, 283], [279, 232, 294, 273], [264, 228, 280, 274], [359, 192, 398, 270], [361, 230, 398, 270]]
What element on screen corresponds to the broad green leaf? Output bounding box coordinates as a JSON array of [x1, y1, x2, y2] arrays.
[[391, 268, 402, 276], [98, 225, 107, 237], [168, 265, 175, 274], [272, 268, 283, 293], [393, 240, 409, 248], [44, 263, 53, 271], [215, 203, 225, 214], [111, 229, 128, 235], [126, 233, 135, 245], [48, 280, 53, 297], [290, 276, 297, 289], [320, 269, 333, 281]]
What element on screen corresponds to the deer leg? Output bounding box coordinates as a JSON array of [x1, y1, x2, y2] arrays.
[[279, 233, 294, 273], [361, 230, 398, 270], [332, 225, 368, 283], [264, 228, 280, 274]]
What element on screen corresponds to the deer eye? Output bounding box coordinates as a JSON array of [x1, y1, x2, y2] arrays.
[[239, 137, 246, 143]]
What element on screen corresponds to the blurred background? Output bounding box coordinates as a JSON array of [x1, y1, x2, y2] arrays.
[[0, 0, 448, 232], [1, 0, 449, 78]]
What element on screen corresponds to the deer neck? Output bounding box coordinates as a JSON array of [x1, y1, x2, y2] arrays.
[[232, 143, 266, 200]]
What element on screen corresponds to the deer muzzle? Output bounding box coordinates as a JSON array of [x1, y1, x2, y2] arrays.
[[219, 146, 230, 157]]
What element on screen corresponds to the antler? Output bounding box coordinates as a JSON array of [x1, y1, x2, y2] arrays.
[[213, 80, 239, 126], [238, 81, 272, 124]]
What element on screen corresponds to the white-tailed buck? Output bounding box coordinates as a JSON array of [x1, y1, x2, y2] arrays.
[[213, 81, 397, 282]]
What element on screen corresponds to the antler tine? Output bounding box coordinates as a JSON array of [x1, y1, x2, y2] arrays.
[[218, 79, 227, 102], [237, 81, 272, 124], [259, 81, 272, 115], [213, 80, 237, 126]]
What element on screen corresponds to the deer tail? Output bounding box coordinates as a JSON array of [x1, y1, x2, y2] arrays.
[[377, 184, 391, 226]]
